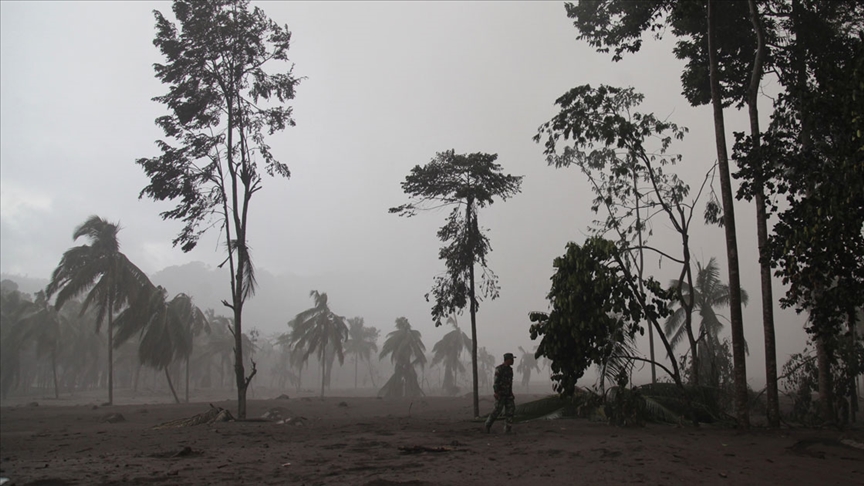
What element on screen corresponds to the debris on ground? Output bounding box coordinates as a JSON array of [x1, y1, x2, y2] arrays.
[[397, 445, 457, 454], [153, 404, 234, 429], [277, 416, 307, 426], [150, 446, 196, 458], [101, 413, 126, 423], [261, 408, 290, 421]]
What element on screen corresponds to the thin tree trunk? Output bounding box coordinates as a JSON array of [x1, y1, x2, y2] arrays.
[[708, 0, 749, 429], [185, 354, 190, 403], [52, 351, 59, 399], [747, 0, 780, 428], [467, 197, 480, 418], [107, 298, 114, 406], [634, 171, 656, 384], [849, 309, 859, 423], [366, 359, 377, 388], [321, 344, 326, 399], [164, 367, 180, 404], [133, 363, 141, 393], [815, 334, 834, 423], [354, 355, 358, 389]]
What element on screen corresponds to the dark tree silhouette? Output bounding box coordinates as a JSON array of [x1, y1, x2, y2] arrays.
[[45, 216, 152, 405], [391, 149, 522, 417], [344, 317, 379, 389], [378, 317, 427, 398], [431, 316, 472, 395], [136, 0, 301, 418], [286, 291, 348, 398]]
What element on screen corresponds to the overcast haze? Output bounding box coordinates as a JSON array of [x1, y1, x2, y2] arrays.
[[1, 1, 807, 387]]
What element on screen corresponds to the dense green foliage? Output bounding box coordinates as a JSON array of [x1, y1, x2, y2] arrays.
[[529, 238, 672, 396]]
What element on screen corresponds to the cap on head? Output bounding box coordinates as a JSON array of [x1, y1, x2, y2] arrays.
[[503, 352, 515, 361]]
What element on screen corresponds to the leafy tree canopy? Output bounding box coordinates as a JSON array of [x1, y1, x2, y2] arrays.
[[529, 237, 672, 396], [390, 150, 522, 324]]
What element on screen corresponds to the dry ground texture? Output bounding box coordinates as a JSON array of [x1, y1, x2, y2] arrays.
[[1, 389, 863, 486]]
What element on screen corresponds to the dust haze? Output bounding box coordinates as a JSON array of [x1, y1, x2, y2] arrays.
[[0, 1, 808, 391]]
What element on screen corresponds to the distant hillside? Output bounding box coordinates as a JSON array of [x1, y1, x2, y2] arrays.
[[0, 274, 48, 296]]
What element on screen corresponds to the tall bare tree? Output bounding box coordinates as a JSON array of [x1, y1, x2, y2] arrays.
[[136, 0, 301, 418]]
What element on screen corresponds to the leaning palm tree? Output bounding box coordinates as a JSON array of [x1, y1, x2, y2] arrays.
[[45, 216, 152, 405], [378, 317, 427, 398], [431, 316, 472, 395], [664, 258, 749, 386], [286, 291, 349, 398], [114, 285, 189, 403], [344, 317, 380, 389], [516, 346, 541, 392]]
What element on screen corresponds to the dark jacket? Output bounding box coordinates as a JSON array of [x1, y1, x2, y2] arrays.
[[493, 363, 514, 399]]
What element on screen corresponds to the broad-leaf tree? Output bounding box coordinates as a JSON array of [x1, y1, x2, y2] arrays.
[[534, 83, 711, 389], [563, 0, 758, 428], [390, 150, 522, 417], [286, 291, 349, 398], [45, 216, 152, 405], [136, 0, 301, 418], [378, 317, 427, 398], [737, 0, 864, 423], [529, 237, 675, 396]]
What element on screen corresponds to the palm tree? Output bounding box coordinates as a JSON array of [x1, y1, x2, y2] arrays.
[[170, 294, 209, 402], [516, 346, 541, 392], [18, 291, 69, 399], [286, 291, 349, 398], [1, 286, 35, 398], [269, 335, 299, 390], [56, 298, 103, 395], [378, 317, 427, 398], [477, 346, 495, 392], [344, 317, 379, 389], [431, 316, 472, 395], [45, 216, 152, 405], [114, 286, 185, 403], [664, 258, 750, 386]]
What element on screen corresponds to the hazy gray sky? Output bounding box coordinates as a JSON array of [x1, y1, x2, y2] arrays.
[[0, 1, 806, 386]]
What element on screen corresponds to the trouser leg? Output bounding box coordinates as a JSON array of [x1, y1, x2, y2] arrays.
[[485, 399, 504, 429], [504, 398, 515, 431]]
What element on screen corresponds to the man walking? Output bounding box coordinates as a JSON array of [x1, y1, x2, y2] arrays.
[[485, 352, 516, 433]]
